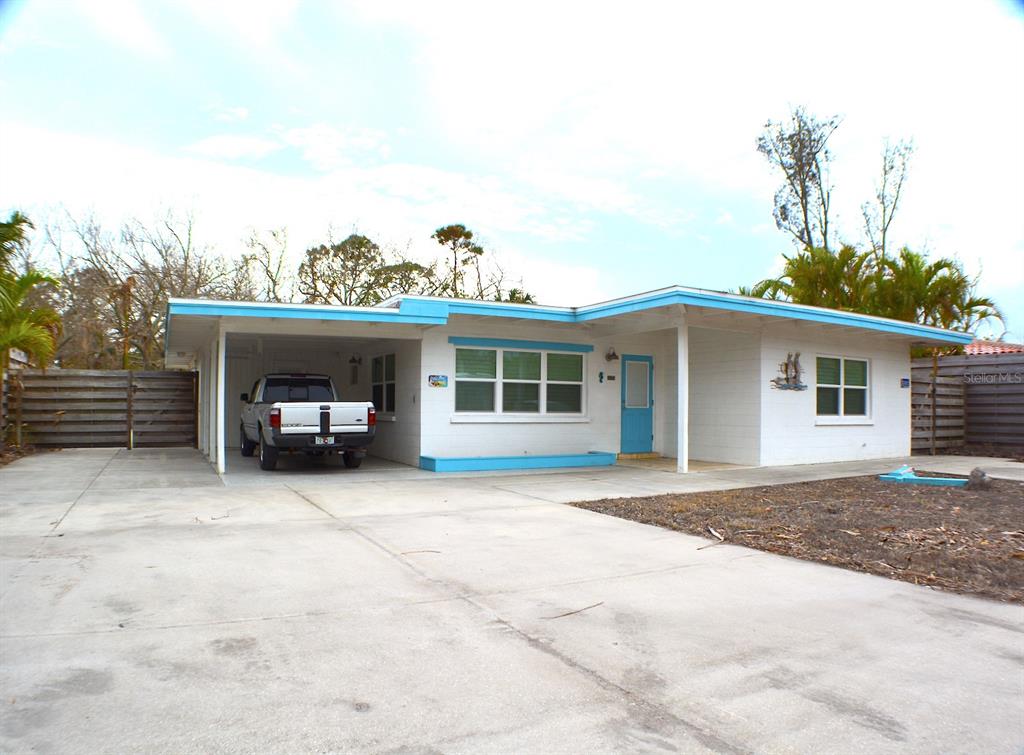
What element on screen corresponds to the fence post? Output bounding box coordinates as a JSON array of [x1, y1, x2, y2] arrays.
[[930, 353, 938, 455], [193, 371, 200, 449], [14, 374, 23, 447], [126, 371, 134, 451]]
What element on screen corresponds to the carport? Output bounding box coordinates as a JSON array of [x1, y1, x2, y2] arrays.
[[164, 299, 438, 473]]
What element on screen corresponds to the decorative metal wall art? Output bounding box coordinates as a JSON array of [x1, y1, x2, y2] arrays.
[[770, 352, 807, 390]]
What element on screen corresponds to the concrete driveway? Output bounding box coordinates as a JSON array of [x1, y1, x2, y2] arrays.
[[1, 449, 1022, 754]]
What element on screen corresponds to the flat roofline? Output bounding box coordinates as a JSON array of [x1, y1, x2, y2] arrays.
[[166, 284, 973, 346]]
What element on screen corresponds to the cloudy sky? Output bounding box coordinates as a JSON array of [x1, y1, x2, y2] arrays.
[[1, 0, 1022, 337]]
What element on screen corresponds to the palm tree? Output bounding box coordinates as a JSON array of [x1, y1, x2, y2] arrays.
[[744, 244, 1002, 337], [872, 248, 1002, 332], [1, 212, 61, 369], [0, 210, 34, 270], [747, 245, 875, 312], [1, 270, 61, 368]]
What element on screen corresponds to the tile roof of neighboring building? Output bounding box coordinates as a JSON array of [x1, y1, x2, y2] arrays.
[[965, 339, 1024, 355]]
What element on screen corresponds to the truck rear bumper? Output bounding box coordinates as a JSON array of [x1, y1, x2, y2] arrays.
[[269, 429, 375, 451]]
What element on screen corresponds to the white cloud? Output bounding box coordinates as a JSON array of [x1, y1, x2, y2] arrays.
[[212, 106, 250, 123], [180, 0, 299, 47], [345, 0, 1023, 325], [487, 244, 615, 306], [0, 122, 609, 304], [70, 0, 167, 57], [184, 135, 282, 160], [177, 0, 304, 77], [279, 124, 390, 171], [3, 0, 1022, 328], [349, 1, 1023, 220]]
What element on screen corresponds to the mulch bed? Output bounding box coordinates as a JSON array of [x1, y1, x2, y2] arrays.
[[0, 445, 59, 468], [937, 444, 1024, 463], [571, 474, 1024, 603], [0, 445, 31, 467]]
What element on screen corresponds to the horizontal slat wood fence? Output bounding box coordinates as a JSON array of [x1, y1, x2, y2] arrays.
[[5, 369, 197, 448], [912, 352, 1024, 447], [910, 375, 965, 453]]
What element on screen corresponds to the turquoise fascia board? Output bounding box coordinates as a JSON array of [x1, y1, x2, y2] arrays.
[[167, 288, 972, 346], [447, 336, 594, 353], [420, 451, 616, 472], [575, 290, 973, 343], [402, 291, 970, 344], [168, 300, 446, 325], [397, 298, 450, 319]]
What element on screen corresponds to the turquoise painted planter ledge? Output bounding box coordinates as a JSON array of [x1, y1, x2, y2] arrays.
[[878, 465, 968, 487], [420, 452, 617, 473]]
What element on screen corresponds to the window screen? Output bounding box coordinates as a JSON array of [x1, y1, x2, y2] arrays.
[[625, 361, 649, 408], [455, 347, 585, 415], [816, 357, 868, 416]]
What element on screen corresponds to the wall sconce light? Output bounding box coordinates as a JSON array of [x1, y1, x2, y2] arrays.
[[349, 354, 363, 366], [605, 348, 619, 362]]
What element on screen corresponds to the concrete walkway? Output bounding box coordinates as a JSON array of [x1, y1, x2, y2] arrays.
[[1, 449, 1022, 753], [5, 447, 1023, 501]]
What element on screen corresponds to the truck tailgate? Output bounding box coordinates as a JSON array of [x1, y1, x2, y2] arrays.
[[277, 403, 371, 435]]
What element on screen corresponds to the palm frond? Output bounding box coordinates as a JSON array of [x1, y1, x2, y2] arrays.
[[0, 319, 57, 365]]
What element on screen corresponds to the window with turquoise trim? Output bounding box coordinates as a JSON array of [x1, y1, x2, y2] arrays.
[[455, 348, 496, 411], [454, 348, 585, 415], [816, 356, 868, 416], [546, 353, 583, 412]]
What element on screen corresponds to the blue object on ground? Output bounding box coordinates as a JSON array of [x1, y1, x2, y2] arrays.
[[878, 465, 968, 487], [419, 451, 616, 472]]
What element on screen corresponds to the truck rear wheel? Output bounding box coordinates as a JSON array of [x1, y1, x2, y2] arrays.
[[343, 452, 362, 469], [259, 435, 279, 471], [240, 425, 256, 457]]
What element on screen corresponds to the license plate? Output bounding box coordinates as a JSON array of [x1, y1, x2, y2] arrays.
[[314, 436, 334, 445]]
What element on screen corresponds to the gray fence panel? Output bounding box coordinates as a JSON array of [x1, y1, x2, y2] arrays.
[[912, 352, 1024, 447], [5, 369, 197, 448]]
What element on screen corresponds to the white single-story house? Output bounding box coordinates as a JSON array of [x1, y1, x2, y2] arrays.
[[163, 286, 971, 474]]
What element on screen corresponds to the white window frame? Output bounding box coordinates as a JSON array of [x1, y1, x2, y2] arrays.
[[815, 354, 872, 425], [453, 347, 587, 422], [372, 353, 396, 416]]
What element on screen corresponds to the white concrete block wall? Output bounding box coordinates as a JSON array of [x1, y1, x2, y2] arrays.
[[759, 324, 912, 465], [687, 327, 761, 465], [418, 319, 677, 459]]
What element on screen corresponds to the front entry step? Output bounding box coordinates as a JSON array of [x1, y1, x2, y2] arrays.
[[617, 452, 660, 460]]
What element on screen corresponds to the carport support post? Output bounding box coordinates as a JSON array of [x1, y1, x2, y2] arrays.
[[676, 315, 689, 474], [216, 327, 226, 475]]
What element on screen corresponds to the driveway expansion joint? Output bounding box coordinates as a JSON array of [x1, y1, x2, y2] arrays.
[[286, 484, 753, 754]]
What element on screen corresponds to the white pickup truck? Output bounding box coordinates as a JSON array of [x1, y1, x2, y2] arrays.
[[240, 373, 376, 471]]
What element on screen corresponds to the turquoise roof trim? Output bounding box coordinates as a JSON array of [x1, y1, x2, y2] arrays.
[[168, 300, 447, 325], [576, 289, 974, 343], [166, 284, 972, 346]]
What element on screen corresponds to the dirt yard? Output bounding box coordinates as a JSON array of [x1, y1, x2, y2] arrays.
[[572, 474, 1024, 603], [940, 443, 1024, 463]]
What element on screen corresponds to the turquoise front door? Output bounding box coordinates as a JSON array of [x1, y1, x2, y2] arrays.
[[620, 354, 653, 453]]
